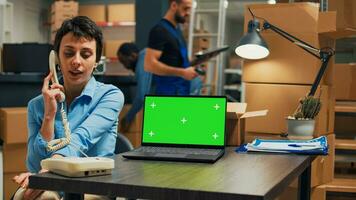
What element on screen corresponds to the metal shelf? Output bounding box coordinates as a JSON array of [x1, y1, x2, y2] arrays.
[[223, 84, 241, 91], [195, 9, 219, 13], [224, 68, 242, 75]]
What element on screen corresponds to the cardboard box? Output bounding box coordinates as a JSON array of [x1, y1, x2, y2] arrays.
[[244, 3, 336, 34], [79, 5, 106, 23], [242, 34, 335, 85], [193, 37, 210, 50], [50, 30, 57, 43], [51, 1, 78, 14], [242, 3, 336, 85], [334, 63, 356, 100], [226, 103, 267, 146], [329, 0, 356, 30], [51, 11, 78, 31], [108, 4, 135, 22], [4, 172, 24, 200], [245, 83, 334, 136], [3, 144, 28, 173], [118, 104, 142, 133], [0, 107, 28, 144], [105, 40, 130, 58], [311, 134, 335, 187]]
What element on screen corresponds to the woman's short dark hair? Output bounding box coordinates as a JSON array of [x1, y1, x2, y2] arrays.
[[53, 16, 103, 62]]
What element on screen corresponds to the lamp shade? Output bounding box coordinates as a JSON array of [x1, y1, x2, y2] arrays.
[[235, 19, 270, 60]]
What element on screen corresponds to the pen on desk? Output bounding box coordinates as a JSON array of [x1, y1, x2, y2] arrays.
[[288, 144, 319, 147]]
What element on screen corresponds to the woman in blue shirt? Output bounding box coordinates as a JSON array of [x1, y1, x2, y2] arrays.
[[12, 16, 124, 200]]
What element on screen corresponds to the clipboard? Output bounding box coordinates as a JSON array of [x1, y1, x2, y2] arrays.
[[190, 45, 230, 66]]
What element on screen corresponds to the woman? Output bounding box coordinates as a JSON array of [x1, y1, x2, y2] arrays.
[[12, 16, 124, 200]]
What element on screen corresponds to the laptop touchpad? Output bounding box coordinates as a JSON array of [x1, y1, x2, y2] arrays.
[[156, 153, 187, 158]]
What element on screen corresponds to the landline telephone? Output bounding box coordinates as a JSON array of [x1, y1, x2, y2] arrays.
[[40, 50, 114, 177]]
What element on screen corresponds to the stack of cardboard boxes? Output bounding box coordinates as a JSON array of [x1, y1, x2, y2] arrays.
[[334, 64, 356, 138], [334, 63, 356, 101], [78, 3, 135, 59], [50, 1, 79, 43], [241, 3, 337, 199], [0, 108, 28, 200]]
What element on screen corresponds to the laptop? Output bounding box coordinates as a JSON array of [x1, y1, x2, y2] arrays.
[[122, 95, 227, 163]]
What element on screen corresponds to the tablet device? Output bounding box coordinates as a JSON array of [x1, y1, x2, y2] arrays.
[[190, 45, 230, 66]]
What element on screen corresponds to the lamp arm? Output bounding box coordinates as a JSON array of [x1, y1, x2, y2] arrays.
[[263, 21, 320, 59], [308, 52, 332, 96], [262, 21, 335, 97]]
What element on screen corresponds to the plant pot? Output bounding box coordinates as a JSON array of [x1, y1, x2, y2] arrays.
[[286, 119, 315, 137]]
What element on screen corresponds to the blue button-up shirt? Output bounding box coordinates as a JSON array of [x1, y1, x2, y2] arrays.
[[26, 77, 124, 173]]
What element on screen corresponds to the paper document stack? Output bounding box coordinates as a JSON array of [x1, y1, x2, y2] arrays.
[[237, 136, 328, 155]]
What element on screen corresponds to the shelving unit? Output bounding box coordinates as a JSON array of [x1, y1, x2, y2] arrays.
[[335, 139, 356, 151], [96, 21, 135, 27], [330, 100, 356, 198], [324, 178, 356, 193], [187, 0, 228, 95]]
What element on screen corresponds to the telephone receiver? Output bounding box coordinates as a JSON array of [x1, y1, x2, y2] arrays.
[[47, 50, 71, 152], [49, 50, 65, 103]]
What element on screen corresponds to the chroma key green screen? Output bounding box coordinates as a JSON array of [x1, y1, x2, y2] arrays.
[[142, 96, 226, 146]]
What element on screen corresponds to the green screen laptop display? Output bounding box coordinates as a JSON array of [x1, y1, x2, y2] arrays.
[[142, 96, 226, 146]]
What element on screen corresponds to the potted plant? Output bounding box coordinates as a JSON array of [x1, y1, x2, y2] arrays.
[[287, 95, 322, 137]]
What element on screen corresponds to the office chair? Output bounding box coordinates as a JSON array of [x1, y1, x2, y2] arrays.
[[112, 133, 135, 200], [115, 133, 134, 154]]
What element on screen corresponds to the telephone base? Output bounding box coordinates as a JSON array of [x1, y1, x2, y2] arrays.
[[50, 168, 112, 178], [41, 157, 114, 178]]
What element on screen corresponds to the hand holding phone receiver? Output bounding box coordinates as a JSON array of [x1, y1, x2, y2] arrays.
[[49, 50, 65, 103], [47, 50, 70, 153]]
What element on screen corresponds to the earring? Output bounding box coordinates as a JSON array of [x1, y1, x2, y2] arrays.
[[92, 63, 99, 74], [56, 64, 61, 71]]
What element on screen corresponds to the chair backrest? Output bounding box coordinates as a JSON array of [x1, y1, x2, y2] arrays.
[[115, 133, 134, 154]]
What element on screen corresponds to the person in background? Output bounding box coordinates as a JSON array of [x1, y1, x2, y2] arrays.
[[144, 0, 202, 95], [117, 42, 151, 132], [12, 16, 124, 200]]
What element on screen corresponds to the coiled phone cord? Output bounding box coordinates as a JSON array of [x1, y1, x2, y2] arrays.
[[46, 103, 89, 157], [46, 103, 71, 152]]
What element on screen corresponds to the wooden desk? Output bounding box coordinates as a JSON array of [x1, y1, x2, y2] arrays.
[[29, 147, 315, 200]]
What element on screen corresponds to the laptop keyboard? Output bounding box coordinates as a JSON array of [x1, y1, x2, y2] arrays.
[[134, 146, 221, 156]]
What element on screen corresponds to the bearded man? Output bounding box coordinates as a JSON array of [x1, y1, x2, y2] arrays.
[[144, 0, 200, 95]]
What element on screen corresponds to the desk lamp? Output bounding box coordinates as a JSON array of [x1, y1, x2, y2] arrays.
[[235, 8, 335, 97]]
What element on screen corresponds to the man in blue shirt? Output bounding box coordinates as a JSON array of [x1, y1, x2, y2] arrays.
[[144, 0, 200, 95], [117, 43, 151, 131]]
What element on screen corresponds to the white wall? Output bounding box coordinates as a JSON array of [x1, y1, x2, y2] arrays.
[[8, 0, 49, 43]]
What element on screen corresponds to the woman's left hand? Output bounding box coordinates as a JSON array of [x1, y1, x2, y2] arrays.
[[13, 169, 48, 200]]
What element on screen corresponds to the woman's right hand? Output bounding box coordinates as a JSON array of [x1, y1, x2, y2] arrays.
[[42, 72, 64, 119], [40, 72, 64, 141]]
